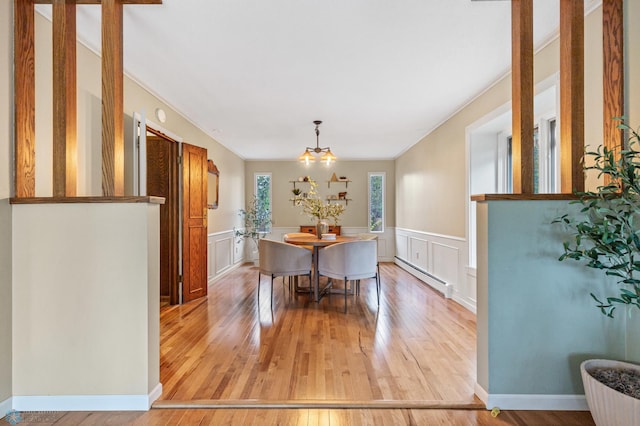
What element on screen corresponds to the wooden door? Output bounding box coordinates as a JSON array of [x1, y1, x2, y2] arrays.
[[146, 136, 179, 305], [182, 142, 208, 303]]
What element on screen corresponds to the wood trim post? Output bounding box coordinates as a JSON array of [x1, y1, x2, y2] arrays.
[[101, 0, 124, 196], [52, 0, 77, 196], [559, 0, 585, 193], [14, 0, 36, 198], [602, 0, 624, 178], [511, 0, 534, 194]]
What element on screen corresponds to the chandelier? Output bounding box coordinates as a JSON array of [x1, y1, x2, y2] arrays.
[[299, 120, 337, 165]]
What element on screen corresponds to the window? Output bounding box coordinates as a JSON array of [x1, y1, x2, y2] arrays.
[[368, 172, 384, 232], [254, 173, 272, 232], [499, 117, 558, 194]]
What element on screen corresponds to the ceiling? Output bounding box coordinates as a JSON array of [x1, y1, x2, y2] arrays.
[[36, 0, 599, 161]]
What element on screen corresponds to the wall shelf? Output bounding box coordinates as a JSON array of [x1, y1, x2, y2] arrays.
[[327, 179, 351, 188]]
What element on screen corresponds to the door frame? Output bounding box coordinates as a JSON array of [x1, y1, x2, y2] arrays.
[[134, 113, 183, 305]]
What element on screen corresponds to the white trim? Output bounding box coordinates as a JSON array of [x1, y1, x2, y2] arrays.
[[394, 258, 453, 298], [474, 384, 588, 411], [12, 384, 162, 412], [394, 227, 465, 242], [0, 397, 12, 417]]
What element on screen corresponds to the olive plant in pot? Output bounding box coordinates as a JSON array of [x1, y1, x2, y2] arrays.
[[234, 196, 272, 265], [554, 120, 640, 425]]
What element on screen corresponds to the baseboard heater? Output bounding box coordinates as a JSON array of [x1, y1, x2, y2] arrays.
[[394, 256, 453, 298]]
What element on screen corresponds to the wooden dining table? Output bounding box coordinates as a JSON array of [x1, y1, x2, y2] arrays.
[[284, 234, 357, 302]]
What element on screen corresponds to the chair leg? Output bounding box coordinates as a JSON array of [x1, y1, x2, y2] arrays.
[[271, 274, 275, 310], [257, 272, 261, 305], [376, 274, 380, 306], [344, 276, 348, 313]]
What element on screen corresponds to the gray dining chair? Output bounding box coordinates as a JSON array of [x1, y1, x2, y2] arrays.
[[258, 239, 312, 309], [317, 239, 379, 313]]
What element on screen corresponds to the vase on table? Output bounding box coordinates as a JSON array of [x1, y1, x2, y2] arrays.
[[316, 219, 329, 237]]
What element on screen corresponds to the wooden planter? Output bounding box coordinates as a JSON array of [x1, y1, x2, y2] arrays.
[[581, 359, 640, 426]]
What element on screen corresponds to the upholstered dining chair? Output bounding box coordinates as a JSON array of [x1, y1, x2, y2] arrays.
[[258, 239, 312, 309], [317, 239, 379, 313]]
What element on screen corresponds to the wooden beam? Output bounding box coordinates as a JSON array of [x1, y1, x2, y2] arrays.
[[35, 0, 162, 4], [101, 0, 124, 196], [511, 0, 534, 194], [602, 0, 624, 172], [14, 0, 36, 198], [559, 0, 585, 193], [52, 0, 77, 196]]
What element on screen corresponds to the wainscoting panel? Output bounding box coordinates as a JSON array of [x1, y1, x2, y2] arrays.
[[208, 230, 242, 284], [214, 237, 233, 275], [431, 242, 459, 292], [395, 228, 475, 313]]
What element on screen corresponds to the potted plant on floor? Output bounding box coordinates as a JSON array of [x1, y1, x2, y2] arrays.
[[235, 196, 272, 265], [554, 120, 640, 425]]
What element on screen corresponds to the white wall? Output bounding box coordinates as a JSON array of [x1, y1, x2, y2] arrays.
[[12, 202, 161, 410], [0, 0, 13, 413]]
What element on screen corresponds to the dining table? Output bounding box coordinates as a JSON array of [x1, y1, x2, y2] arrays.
[[284, 234, 357, 302]]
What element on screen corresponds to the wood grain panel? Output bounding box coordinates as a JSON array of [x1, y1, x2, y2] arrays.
[[14, 0, 36, 198], [52, 0, 77, 196], [602, 0, 624, 185], [101, 0, 124, 196], [511, 0, 534, 194], [36, 408, 594, 425], [147, 136, 179, 300], [559, 0, 585, 193], [182, 143, 208, 303]]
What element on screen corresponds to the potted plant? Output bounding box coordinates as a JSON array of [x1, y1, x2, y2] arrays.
[[293, 178, 345, 235], [234, 196, 272, 265], [554, 120, 640, 425]]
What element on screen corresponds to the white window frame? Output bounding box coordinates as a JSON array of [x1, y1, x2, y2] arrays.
[[368, 172, 385, 233]]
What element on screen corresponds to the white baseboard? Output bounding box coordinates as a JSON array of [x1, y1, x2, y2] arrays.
[[12, 383, 163, 411], [394, 258, 453, 298], [0, 397, 12, 418], [474, 383, 588, 411]]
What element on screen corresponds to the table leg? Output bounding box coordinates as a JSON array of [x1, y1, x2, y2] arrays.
[[313, 246, 320, 302]]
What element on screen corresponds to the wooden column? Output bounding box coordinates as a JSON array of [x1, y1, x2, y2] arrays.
[[52, 0, 77, 196], [602, 0, 624, 175], [511, 0, 534, 194], [559, 0, 585, 193], [101, 0, 124, 196], [14, 0, 36, 198]]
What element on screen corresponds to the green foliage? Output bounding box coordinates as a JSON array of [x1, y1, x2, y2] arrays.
[[554, 120, 640, 318], [234, 196, 272, 249], [369, 174, 383, 231], [294, 179, 345, 224]]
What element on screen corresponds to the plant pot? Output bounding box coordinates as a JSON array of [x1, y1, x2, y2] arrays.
[[581, 359, 640, 426]]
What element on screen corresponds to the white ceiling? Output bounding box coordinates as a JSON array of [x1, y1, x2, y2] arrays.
[[36, 0, 599, 161]]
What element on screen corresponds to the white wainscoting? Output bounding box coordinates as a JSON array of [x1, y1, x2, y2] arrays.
[[207, 230, 243, 284], [395, 228, 476, 313], [268, 226, 396, 262]]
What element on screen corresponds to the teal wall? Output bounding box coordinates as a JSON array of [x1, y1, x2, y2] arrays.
[[477, 200, 628, 395]]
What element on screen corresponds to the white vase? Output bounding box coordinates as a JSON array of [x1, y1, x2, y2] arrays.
[[581, 359, 640, 426]]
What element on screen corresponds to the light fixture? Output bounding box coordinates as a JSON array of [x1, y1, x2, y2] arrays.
[[298, 120, 337, 165]]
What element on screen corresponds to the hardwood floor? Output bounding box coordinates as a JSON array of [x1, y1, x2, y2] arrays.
[[6, 408, 595, 425], [159, 262, 477, 403], [4, 262, 594, 424]]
